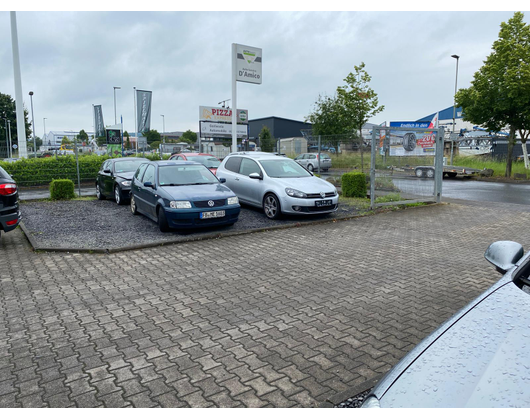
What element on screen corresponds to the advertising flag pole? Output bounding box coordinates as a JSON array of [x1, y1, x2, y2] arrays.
[[231, 43, 237, 153], [134, 87, 138, 155]]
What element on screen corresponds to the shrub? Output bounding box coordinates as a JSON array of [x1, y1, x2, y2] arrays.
[[49, 179, 76, 200], [341, 171, 367, 198]]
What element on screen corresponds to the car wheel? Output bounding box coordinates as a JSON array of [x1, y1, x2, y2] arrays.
[[96, 183, 105, 200], [114, 185, 123, 205], [158, 206, 170, 232], [130, 195, 138, 215], [263, 194, 281, 220], [447, 172, 457, 178], [426, 168, 435, 178], [415, 168, 424, 178], [307, 164, 314, 172]]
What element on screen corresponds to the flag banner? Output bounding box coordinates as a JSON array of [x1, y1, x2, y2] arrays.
[[136, 90, 152, 134], [94, 105, 105, 138]]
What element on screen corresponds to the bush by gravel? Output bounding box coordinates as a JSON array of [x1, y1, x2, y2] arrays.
[[20, 198, 363, 251]]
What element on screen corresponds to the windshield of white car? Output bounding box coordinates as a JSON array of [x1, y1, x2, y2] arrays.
[[260, 160, 311, 178], [158, 165, 218, 186], [186, 155, 220, 168]]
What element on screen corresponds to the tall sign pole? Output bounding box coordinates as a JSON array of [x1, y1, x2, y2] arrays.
[[231, 44, 238, 153], [231, 43, 262, 154], [133, 87, 138, 155], [10, 12, 27, 158]]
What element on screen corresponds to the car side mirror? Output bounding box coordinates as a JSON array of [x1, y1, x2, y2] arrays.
[[143, 181, 155, 189], [484, 241, 524, 274], [249, 173, 263, 180], [219, 178, 226, 184], [104, 169, 111, 174]]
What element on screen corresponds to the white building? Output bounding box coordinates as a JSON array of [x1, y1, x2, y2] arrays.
[[43, 130, 95, 147]]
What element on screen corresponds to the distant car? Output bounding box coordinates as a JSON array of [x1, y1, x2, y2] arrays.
[[0, 166, 20, 239], [2, 158, 20, 163], [362, 240, 530, 408], [294, 153, 332, 172], [96, 157, 149, 205], [168, 153, 222, 176], [216, 152, 338, 220], [130, 160, 240, 232]]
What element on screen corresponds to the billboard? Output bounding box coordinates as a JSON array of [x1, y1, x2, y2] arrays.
[[200, 121, 249, 138], [94, 105, 105, 138], [199, 106, 248, 124], [388, 121, 436, 156], [106, 128, 122, 145], [235, 44, 262, 84]]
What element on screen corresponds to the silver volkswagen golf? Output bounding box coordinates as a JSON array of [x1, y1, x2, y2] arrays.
[[216, 152, 338, 219]]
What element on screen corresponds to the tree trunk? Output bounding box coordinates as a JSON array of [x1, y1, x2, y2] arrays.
[[360, 126, 364, 172], [505, 125, 517, 178]]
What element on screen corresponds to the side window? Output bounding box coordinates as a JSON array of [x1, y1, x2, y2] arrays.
[[309, 154, 316, 159], [102, 160, 112, 171], [224, 157, 242, 173], [295, 154, 303, 160], [135, 163, 147, 181], [142, 165, 155, 184], [177, 156, 184, 160], [239, 158, 261, 177]]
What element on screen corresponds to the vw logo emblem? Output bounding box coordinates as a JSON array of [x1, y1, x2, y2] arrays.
[[208, 200, 215, 207], [320, 192, 326, 198]]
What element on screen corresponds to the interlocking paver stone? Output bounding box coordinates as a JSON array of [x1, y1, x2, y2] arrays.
[[1, 201, 529, 407]]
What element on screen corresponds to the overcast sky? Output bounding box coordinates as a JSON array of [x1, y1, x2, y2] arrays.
[[0, 6, 526, 138]]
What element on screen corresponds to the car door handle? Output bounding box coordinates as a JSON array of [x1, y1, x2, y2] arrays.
[[235, 177, 240, 181]]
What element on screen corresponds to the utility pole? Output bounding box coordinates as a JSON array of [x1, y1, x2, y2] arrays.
[[10, 12, 27, 158], [29, 91, 36, 157], [161, 114, 165, 144], [113, 86, 121, 125], [7, 120, 12, 159]]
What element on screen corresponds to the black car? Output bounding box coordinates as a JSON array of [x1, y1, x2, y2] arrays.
[[96, 157, 149, 205], [0, 166, 20, 239]]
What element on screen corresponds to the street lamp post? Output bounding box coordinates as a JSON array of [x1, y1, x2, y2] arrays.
[[7, 120, 12, 159], [451, 54, 460, 165], [113, 86, 121, 125], [43, 117, 47, 147], [161, 114, 165, 144], [3, 118, 8, 159], [29, 91, 36, 158]]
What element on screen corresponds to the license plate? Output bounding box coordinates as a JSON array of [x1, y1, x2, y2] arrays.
[[315, 200, 332, 207], [200, 210, 225, 219]]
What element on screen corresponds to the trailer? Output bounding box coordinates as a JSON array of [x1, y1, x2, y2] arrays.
[[414, 165, 481, 179]]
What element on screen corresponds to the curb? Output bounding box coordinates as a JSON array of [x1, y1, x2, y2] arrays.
[[318, 374, 383, 408], [19, 202, 440, 254]]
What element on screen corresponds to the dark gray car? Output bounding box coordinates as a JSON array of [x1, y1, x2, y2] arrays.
[[362, 240, 530, 408]]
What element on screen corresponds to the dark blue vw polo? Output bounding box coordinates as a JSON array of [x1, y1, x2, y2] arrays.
[[130, 160, 240, 232]]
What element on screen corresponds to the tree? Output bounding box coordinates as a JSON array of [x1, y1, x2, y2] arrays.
[[0, 92, 31, 152], [455, 12, 530, 177], [180, 129, 197, 144], [305, 94, 349, 136], [78, 129, 88, 142], [259, 126, 274, 152], [61, 136, 72, 145], [124, 131, 131, 149], [336, 62, 385, 171], [143, 129, 161, 145]]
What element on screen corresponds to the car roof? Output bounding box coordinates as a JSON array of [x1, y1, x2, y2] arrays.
[[109, 157, 149, 162], [150, 160, 201, 166], [227, 152, 289, 161]]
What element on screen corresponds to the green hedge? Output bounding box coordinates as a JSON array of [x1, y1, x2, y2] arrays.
[[49, 179, 76, 200], [0, 155, 110, 187], [341, 171, 367, 198]]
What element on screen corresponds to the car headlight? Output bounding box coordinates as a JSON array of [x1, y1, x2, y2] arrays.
[[227, 196, 239, 205], [170, 201, 192, 209], [361, 396, 380, 408], [120, 180, 131, 187], [285, 188, 307, 198]]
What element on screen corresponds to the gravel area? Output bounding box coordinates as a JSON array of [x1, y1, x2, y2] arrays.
[[335, 389, 371, 408], [20, 198, 363, 251]]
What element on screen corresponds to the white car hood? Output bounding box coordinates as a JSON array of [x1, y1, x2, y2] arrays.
[[271, 176, 335, 194]]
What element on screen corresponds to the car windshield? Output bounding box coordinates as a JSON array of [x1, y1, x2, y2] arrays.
[[114, 160, 145, 173], [158, 165, 219, 186], [186, 155, 220, 168], [260, 160, 311, 178]]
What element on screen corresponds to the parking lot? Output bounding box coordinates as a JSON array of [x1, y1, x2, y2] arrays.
[[1, 199, 530, 407]]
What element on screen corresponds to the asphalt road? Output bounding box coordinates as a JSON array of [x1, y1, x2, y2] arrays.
[[392, 177, 530, 206]]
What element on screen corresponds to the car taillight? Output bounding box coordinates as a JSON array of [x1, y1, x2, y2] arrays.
[[0, 183, 17, 195], [6, 219, 18, 226]]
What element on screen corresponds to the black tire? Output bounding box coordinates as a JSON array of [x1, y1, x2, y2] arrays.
[[114, 185, 124, 205], [447, 172, 457, 178], [426, 169, 435, 178], [158, 206, 170, 232], [307, 164, 314, 172], [130, 195, 139, 215], [403, 133, 417, 151], [263, 194, 281, 220], [96, 183, 105, 200], [415, 168, 424, 178]]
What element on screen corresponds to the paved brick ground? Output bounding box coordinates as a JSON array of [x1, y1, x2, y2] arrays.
[[1, 201, 530, 407]]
